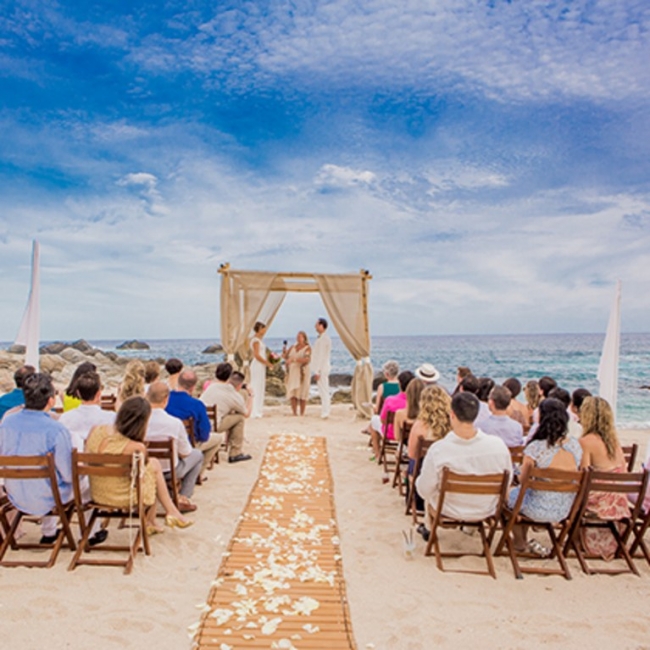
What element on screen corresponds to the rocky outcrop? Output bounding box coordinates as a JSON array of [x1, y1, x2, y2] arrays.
[[116, 340, 150, 350], [202, 344, 224, 354]]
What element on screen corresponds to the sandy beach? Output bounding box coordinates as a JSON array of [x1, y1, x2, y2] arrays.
[[2, 404, 650, 650]]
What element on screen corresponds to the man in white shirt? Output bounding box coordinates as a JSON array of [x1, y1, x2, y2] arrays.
[[200, 363, 252, 463], [59, 372, 115, 451], [416, 392, 511, 526], [311, 317, 332, 419], [146, 382, 203, 512]]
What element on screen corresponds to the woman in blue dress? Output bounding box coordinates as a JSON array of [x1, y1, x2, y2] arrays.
[[508, 397, 582, 555]]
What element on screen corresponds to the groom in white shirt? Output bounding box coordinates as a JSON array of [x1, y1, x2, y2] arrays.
[[311, 317, 332, 419]]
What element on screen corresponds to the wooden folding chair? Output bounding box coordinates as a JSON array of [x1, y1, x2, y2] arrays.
[[68, 450, 151, 575], [509, 445, 526, 486], [405, 438, 434, 524], [622, 444, 639, 472], [496, 466, 586, 580], [146, 439, 180, 509], [100, 394, 117, 412], [183, 416, 197, 447], [424, 468, 510, 578], [204, 405, 222, 467], [378, 411, 398, 473], [392, 421, 413, 494], [0, 454, 77, 568], [566, 468, 648, 576], [630, 495, 650, 566]]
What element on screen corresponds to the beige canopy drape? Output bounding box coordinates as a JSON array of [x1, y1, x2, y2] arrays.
[[219, 264, 373, 418]]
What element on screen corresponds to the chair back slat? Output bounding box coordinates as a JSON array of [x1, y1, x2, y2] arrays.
[[0, 455, 52, 480], [183, 417, 197, 446], [442, 471, 510, 496], [622, 444, 639, 472], [509, 445, 525, 465]]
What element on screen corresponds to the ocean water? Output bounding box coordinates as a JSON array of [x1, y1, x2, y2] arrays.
[[81, 332, 650, 428]]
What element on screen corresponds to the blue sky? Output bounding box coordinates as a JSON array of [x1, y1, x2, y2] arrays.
[[1, 0, 649, 341]]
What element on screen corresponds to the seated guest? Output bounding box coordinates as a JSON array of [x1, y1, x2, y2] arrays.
[[452, 366, 472, 395], [0, 373, 73, 543], [538, 375, 557, 399], [0, 365, 35, 420], [363, 360, 400, 434], [548, 386, 581, 438], [369, 370, 414, 462], [62, 361, 97, 412], [146, 382, 203, 512], [481, 385, 524, 448], [477, 377, 495, 403], [59, 371, 114, 545], [458, 374, 490, 424], [144, 361, 161, 393], [523, 380, 541, 427], [393, 378, 424, 452], [579, 396, 630, 559], [165, 358, 184, 391], [86, 396, 192, 533], [503, 377, 530, 433], [407, 384, 451, 462], [414, 362, 441, 386], [200, 363, 253, 464], [117, 360, 146, 406], [59, 372, 115, 450], [373, 360, 401, 414], [507, 397, 582, 555], [416, 392, 511, 534], [570, 387, 592, 427], [166, 370, 221, 477]]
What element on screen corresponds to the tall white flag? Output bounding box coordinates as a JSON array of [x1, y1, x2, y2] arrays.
[[597, 280, 621, 420], [14, 240, 41, 371]]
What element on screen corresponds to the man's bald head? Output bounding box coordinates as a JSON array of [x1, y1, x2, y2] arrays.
[[147, 381, 170, 407], [177, 370, 198, 392]]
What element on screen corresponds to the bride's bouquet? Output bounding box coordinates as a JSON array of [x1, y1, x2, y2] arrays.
[[266, 348, 281, 365]]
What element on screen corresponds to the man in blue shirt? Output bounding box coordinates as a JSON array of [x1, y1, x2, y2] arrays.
[[166, 370, 221, 480], [0, 365, 35, 420], [0, 373, 73, 543]]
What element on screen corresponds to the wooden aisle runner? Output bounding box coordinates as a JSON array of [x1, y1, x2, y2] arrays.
[[192, 434, 357, 650]]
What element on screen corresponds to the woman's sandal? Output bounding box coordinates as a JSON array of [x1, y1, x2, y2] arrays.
[[526, 539, 550, 558]]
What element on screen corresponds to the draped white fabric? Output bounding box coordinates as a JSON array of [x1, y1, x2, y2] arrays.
[[14, 240, 41, 370], [597, 280, 621, 420]]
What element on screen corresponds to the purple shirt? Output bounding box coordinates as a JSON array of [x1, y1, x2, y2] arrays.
[[480, 413, 524, 448]]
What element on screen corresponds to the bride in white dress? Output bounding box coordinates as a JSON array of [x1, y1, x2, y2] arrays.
[[250, 321, 271, 418]]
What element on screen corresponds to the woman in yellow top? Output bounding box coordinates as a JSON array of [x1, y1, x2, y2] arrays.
[[86, 396, 192, 533], [283, 331, 311, 416], [62, 361, 97, 411]]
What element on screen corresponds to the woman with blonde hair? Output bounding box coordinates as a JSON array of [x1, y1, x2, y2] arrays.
[[117, 360, 146, 406], [283, 330, 311, 416], [523, 380, 541, 429], [407, 385, 451, 461], [579, 396, 630, 559]]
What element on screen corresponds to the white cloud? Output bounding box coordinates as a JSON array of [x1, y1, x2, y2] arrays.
[[129, 1, 650, 103], [314, 164, 376, 189]]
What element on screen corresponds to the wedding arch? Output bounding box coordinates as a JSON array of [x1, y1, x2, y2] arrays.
[[218, 264, 373, 418]]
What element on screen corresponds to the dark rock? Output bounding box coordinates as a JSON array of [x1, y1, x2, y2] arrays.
[[330, 373, 353, 387], [202, 344, 224, 354], [70, 339, 94, 353], [641, 385, 650, 390], [104, 351, 119, 362], [40, 342, 67, 355], [116, 340, 150, 350], [332, 390, 352, 404], [7, 344, 26, 354], [373, 374, 386, 391]]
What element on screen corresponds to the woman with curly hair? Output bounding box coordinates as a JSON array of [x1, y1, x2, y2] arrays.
[[117, 360, 146, 406], [579, 396, 630, 559], [507, 397, 582, 555], [407, 384, 451, 462]]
